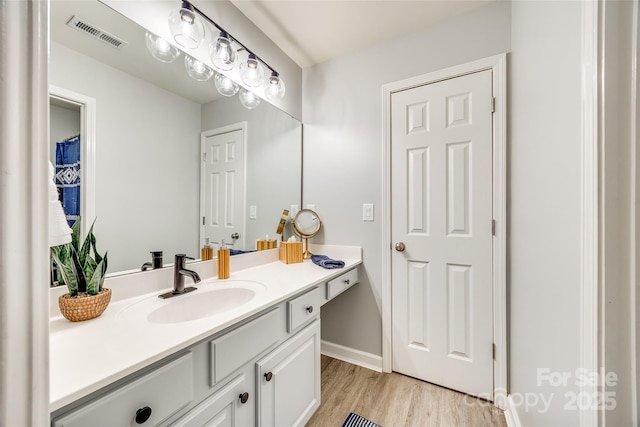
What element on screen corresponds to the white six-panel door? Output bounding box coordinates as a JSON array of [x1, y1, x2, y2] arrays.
[[201, 127, 246, 251], [391, 70, 494, 398]]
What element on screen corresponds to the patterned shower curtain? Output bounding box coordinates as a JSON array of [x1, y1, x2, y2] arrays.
[[55, 135, 81, 227]]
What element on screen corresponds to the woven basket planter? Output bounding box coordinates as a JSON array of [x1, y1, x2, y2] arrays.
[[58, 288, 112, 322]]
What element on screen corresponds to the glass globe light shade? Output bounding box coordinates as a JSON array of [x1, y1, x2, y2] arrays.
[[184, 56, 214, 81], [209, 32, 237, 71], [264, 72, 286, 101], [239, 88, 261, 109], [145, 32, 180, 63], [239, 54, 265, 88], [214, 73, 239, 97], [168, 4, 204, 49]]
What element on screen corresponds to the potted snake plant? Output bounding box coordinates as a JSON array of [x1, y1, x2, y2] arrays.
[[51, 218, 110, 322]]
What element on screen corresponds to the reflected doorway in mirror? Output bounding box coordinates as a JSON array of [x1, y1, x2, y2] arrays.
[[49, 86, 96, 248]]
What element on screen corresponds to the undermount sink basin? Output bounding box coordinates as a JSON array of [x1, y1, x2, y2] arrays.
[[119, 280, 266, 324]]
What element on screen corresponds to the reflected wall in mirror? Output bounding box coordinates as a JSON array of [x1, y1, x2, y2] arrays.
[[49, 0, 302, 276]]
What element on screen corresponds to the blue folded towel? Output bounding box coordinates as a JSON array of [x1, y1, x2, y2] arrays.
[[311, 254, 345, 269]]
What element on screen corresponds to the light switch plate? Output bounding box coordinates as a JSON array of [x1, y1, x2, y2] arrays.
[[306, 204, 316, 211], [363, 203, 374, 221], [290, 204, 299, 218], [249, 205, 257, 220]]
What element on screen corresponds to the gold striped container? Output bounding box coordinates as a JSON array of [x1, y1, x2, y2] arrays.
[[279, 242, 303, 264]]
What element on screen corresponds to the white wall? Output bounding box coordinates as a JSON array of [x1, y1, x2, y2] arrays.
[[509, 1, 582, 425], [50, 103, 80, 164], [600, 1, 638, 425], [302, 1, 510, 357], [201, 96, 302, 249], [50, 42, 202, 273]]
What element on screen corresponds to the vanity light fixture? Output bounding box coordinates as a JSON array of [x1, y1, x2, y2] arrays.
[[164, 0, 285, 108], [239, 88, 261, 109], [210, 31, 237, 71], [168, 0, 204, 49], [214, 72, 240, 97], [264, 71, 286, 101], [239, 53, 265, 88], [145, 32, 180, 63], [184, 55, 214, 81]]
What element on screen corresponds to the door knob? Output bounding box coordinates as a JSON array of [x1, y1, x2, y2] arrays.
[[395, 242, 406, 252]]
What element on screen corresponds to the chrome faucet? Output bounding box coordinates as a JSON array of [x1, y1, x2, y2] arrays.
[[158, 254, 201, 299]]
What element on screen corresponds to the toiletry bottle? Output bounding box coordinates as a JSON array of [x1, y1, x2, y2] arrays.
[[201, 238, 213, 261], [218, 240, 230, 279]]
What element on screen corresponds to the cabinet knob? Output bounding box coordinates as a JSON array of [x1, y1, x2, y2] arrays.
[[344, 279, 350, 285], [135, 406, 152, 424], [306, 306, 313, 313], [239, 392, 249, 404], [264, 371, 273, 382]]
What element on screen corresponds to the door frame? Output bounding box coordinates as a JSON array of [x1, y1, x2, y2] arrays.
[[49, 85, 97, 240], [381, 54, 507, 409], [199, 122, 248, 251]]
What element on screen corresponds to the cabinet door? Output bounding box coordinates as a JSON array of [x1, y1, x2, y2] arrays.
[[170, 373, 253, 427], [256, 319, 320, 427]]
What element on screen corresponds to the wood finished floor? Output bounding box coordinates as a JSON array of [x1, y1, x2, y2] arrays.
[[306, 356, 507, 427]]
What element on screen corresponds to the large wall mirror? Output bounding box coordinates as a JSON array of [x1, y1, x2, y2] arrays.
[[49, 0, 302, 276]]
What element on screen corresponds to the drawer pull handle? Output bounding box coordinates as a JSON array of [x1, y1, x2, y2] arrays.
[[135, 406, 152, 424], [344, 279, 350, 285], [306, 306, 313, 313], [264, 371, 273, 382], [239, 392, 249, 404]]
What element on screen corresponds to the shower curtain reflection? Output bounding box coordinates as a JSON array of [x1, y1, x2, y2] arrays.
[[55, 135, 81, 227]]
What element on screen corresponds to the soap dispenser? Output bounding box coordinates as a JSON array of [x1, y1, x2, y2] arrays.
[[201, 238, 213, 261], [218, 240, 230, 279]]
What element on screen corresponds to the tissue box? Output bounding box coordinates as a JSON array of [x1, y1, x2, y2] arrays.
[[279, 241, 303, 264]]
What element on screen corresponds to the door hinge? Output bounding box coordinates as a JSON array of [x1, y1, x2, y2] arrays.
[[492, 343, 496, 360], [492, 219, 496, 236], [491, 97, 496, 113], [202, 216, 205, 226], [203, 152, 207, 162]]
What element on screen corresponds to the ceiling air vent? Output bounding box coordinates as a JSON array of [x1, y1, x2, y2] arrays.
[[66, 16, 128, 50]]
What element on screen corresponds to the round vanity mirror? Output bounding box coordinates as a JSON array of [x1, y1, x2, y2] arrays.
[[292, 209, 322, 259]]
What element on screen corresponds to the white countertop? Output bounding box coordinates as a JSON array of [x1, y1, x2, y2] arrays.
[[49, 245, 361, 412]]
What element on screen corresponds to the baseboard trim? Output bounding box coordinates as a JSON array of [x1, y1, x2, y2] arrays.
[[321, 340, 383, 372], [504, 395, 523, 427]]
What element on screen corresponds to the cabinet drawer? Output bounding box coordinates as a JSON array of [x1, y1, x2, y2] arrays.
[[326, 268, 359, 301], [170, 373, 253, 427], [53, 353, 193, 427], [288, 287, 321, 332], [210, 307, 285, 386]]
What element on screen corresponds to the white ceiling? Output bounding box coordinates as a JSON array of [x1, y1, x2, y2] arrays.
[[229, 0, 494, 68]]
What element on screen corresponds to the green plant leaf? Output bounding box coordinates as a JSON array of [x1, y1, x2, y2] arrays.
[[70, 246, 87, 293], [86, 259, 104, 295], [51, 245, 79, 296], [83, 255, 97, 285], [99, 252, 108, 291], [70, 218, 81, 251], [78, 220, 95, 267], [89, 229, 103, 265]]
